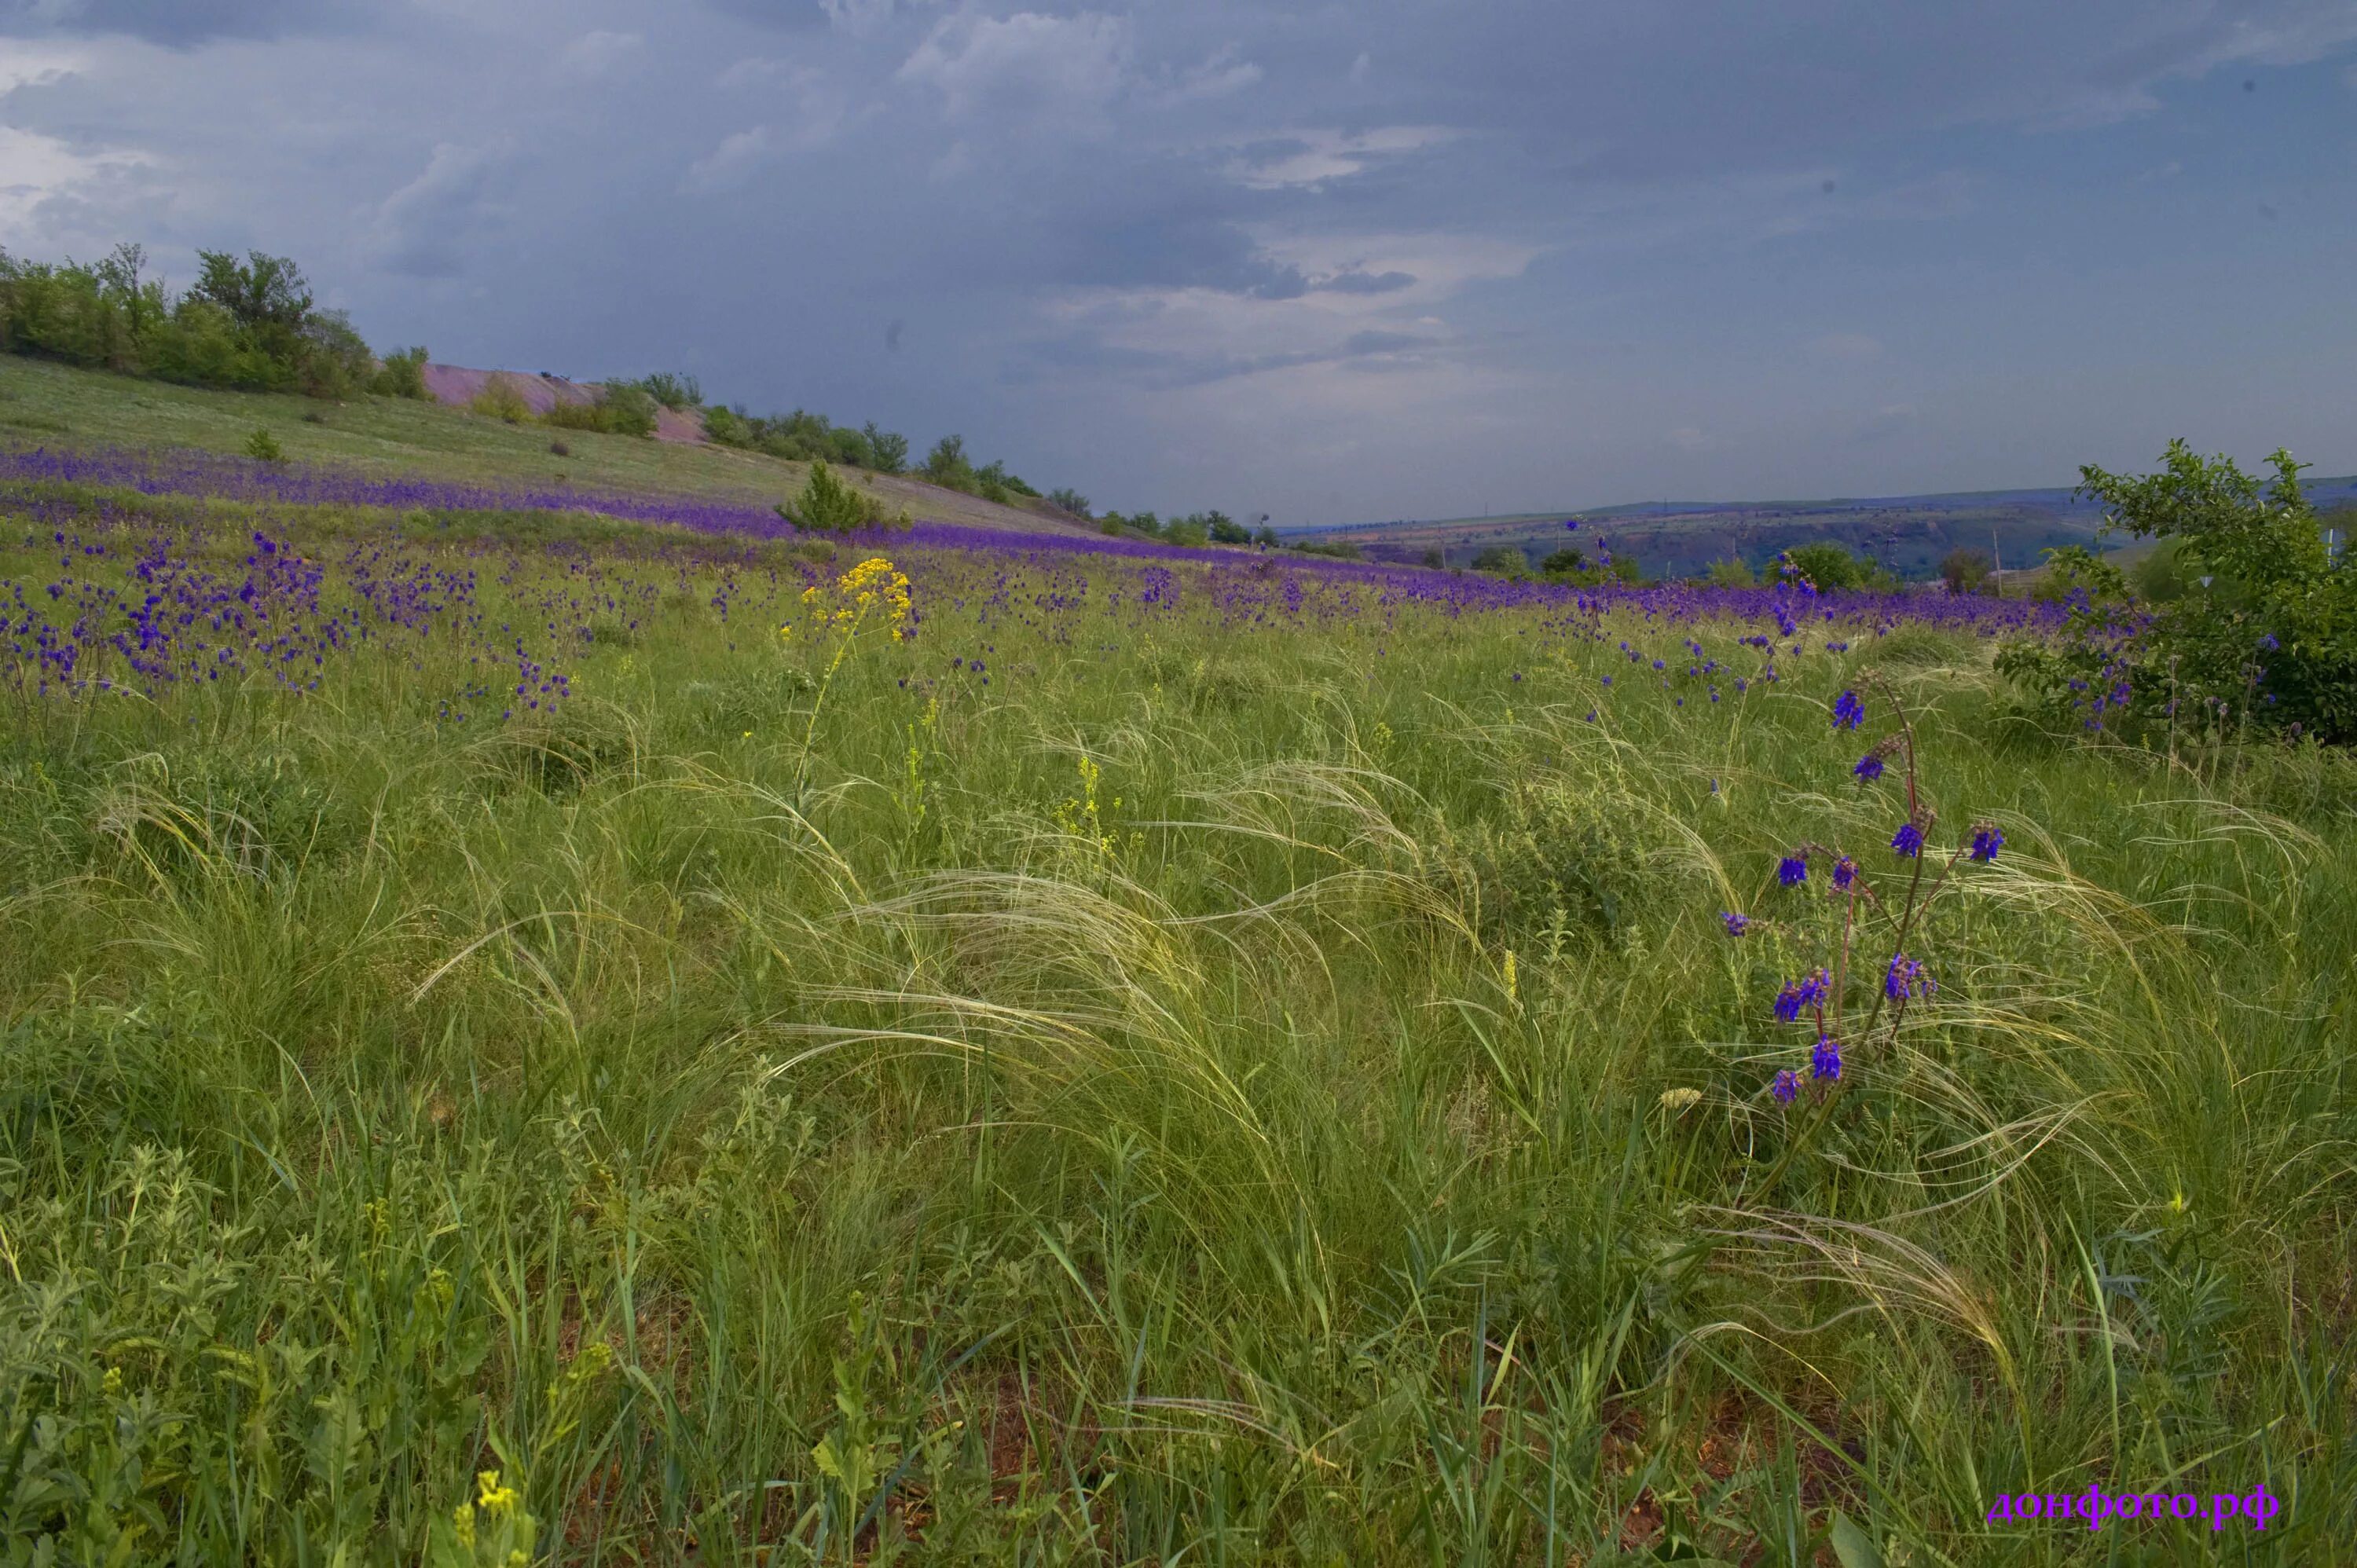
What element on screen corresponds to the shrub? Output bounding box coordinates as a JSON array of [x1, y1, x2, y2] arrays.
[[924, 435, 977, 493], [2000, 441, 2357, 742], [1939, 548, 1993, 595], [1705, 556, 1755, 588], [1539, 547, 1587, 578], [1421, 548, 1445, 569], [548, 439, 570, 457], [470, 374, 532, 423], [702, 405, 751, 446], [1785, 540, 1867, 591], [1047, 487, 1092, 518], [1206, 511, 1252, 544], [779, 460, 885, 533], [827, 425, 875, 470], [244, 427, 286, 463], [1472, 544, 1529, 577], [370, 345, 431, 399], [864, 423, 908, 474], [1164, 514, 1209, 548], [633, 372, 702, 411]]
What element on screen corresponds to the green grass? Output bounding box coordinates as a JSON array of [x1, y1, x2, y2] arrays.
[[0, 355, 1075, 535], [2, 463, 2354, 1564]]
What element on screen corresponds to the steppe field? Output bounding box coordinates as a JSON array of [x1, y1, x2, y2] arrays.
[[2, 377, 2352, 1566]]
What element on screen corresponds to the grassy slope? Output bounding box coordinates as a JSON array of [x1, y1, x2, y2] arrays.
[[0, 353, 1090, 535], [2, 428, 2355, 1563]]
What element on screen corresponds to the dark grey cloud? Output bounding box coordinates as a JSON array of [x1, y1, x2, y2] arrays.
[[0, 0, 373, 44], [2, 0, 2352, 522]]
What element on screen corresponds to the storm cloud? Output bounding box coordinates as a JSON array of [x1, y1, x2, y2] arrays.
[[3, 0, 2353, 522]]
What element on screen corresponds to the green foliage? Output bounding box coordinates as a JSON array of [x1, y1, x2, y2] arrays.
[[0, 242, 391, 399], [370, 344, 431, 400], [242, 426, 286, 463], [1163, 513, 1210, 548], [1705, 556, 1755, 588], [2029, 543, 2128, 606], [925, 434, 978, 493], [1472, 544, 1530, 577], [863, 422, 908, 474], [543, 383, 659, 438], [1939, 547, 1993, 595], [1047, 486, 1092, 518], [467, 374, 531, 424], [630, 370, 702, 411], [2003, 440, 2357, 742], [778, 458, 886, 533], [1206, 511, 1252, 544], [1539, 546, 1587, 578], [1785, 540, 1867, 591]]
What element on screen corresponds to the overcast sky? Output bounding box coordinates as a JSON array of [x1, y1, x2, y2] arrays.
[[4, 1, 2355, 524]]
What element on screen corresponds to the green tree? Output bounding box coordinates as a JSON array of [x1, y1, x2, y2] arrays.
[[863, 423, 909, 474], [1939, 548, 1993, 595], [1786, 540, 1865, 591]]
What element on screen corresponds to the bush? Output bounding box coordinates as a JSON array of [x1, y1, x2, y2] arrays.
[[1939, 548, 1993, 595], [470, 374, 532, 423], [779, 460, 887, 533], [1206, 511, 1251, 544], [2000, 441, 2357, 742], [1785, 540, 1867, 592], [702, 405, 750, 446], [1, 241, 402, 401], [370, 345, 431, 399], [541, 384, 657, 437], [1472, 544, 1530, 577], [548, 439, 570, 458], [924, 435, 977, 493], [244, 427, 286, 463], [1164, 515, 1209, 548], [1047, 488, 1092, 518], [632, 372, 702, 411], [864, 423, 908, 475]]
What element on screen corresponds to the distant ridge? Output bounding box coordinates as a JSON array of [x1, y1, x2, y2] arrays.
[[1310, 474, 2357, 578]]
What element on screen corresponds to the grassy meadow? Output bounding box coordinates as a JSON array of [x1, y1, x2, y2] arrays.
[[0, 357, 1074, 537], [1, 434, 2354, 1565]]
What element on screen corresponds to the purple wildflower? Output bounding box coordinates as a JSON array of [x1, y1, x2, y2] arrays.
[[1831, 855, 1857, 890], [1772, 1069, 1800, 1105], [1884, 953, 1933, 1002], [1890, 821, 1924, 858], [1777, 853, 1809, 888], [1721, 911, 1751, 936], [1969, 824, 2003, 863], [1810, 1035, 1842, 1081], [1831, 689, 1865, 730], [1853, 752, 1885, 782]]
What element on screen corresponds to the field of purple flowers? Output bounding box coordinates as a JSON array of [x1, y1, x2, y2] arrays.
[[2, 445, 2351, 1564]]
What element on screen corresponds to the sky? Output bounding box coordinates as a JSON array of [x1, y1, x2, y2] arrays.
[[3, 1, 2355, 526]]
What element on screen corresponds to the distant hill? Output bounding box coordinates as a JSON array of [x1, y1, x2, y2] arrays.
[[0, 355, 1094, 537], [1315, 477, 2357, 579]]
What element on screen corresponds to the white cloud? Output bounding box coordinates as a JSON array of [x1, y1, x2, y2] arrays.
[[0, 123, 153, 235], [366, 141, 506, 278], [898, 11, 1131, 126], [1226, 125, 1458, 189], [684, 126, 775, 193], [556, 31, 641, 81], [1149, 45, 1261, 106]]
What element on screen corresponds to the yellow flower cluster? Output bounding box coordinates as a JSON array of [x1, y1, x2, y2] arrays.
[[790, 555, 914, 643]]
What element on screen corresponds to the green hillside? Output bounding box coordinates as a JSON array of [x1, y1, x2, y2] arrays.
[[0, 354, 1082, 533]]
